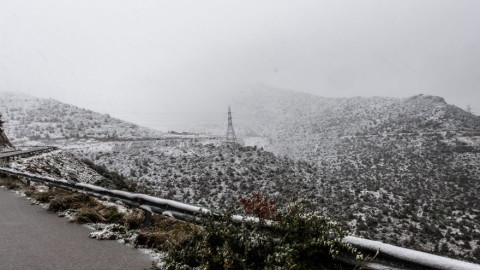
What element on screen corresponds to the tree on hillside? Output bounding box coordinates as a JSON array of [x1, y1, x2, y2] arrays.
[[0, 114, 14, 148], [0, 113, 4, 132]]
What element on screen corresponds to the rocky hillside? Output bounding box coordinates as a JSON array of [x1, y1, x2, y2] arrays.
[[2, 90, 479, 262], [0, 111, 13, 150], [0, 127, 13, 150], [0, 92, 163, 145], [73, 139, 319, 208], [227, 87, 480, 262], [231, 88, 480, 157]]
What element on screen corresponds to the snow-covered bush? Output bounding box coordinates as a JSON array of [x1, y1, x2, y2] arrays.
[[164, 196, 361, 269]]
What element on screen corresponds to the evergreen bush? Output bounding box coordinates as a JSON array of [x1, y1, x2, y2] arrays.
[[164, 194, 361, 269]]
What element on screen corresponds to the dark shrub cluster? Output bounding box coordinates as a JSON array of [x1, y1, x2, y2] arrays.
[[163, 194, 362, 270], [82, 158, 140, 192]]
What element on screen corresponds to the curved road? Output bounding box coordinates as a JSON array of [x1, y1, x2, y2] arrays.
[[0, 188, 153, 270]]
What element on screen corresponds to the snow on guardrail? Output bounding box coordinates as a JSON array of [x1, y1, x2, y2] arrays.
[[0, 167, 212, 218], [344, 236, 480, 270]]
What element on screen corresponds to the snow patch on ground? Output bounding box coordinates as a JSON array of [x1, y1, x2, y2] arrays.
[[89, 223, 126, 240], [87, 222, 165, 267], [138, 248, 166, 269]]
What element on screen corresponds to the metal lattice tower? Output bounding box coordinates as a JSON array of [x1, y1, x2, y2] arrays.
[[226, 106, 237, 144]]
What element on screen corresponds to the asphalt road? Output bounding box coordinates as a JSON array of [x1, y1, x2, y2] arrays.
[[0, 188, 153, 270]]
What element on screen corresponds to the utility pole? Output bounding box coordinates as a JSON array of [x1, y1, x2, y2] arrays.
[[226, 106, 237, 144]]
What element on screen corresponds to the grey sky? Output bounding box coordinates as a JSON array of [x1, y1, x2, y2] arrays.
[[1, 0, 479, 121]]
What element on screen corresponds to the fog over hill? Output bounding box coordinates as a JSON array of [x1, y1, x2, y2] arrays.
[[2, 0, 480, 266], [230, 87, 480, 154], [1, 89, 479, 262], [228, 87, 480, 262]]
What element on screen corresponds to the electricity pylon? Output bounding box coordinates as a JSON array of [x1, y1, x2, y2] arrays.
[[226, 106, 237, 144]]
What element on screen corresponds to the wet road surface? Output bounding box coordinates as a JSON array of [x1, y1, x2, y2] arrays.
[[0, 188, 153, 270]]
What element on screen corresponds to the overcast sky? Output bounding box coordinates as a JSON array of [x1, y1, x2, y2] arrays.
[[1, 0, 479, 120]]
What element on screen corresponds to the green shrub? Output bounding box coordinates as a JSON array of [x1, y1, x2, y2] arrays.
[[164, 196, 361, 270], [472, 247, 480, 261], [267, 202, 360, 269]]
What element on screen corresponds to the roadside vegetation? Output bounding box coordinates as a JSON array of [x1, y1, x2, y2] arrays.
[[1, 174, 130, 224], [0, 175, 364, 269], [162, 193, 362, 270]]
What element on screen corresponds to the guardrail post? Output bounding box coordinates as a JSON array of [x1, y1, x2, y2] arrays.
[[143, 209, 153, 227]]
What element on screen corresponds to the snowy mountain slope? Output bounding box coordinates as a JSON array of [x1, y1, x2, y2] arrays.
[[72, 139, 320, 208], [230, 88, 480, 157], [2, 90, 479, 262], [0, 92, 163, 144], [225, 87, 480, 262]]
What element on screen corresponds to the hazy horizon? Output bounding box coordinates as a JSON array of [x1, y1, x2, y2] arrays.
[[1, 0, 480, 121], [0, 88, 475, 133]]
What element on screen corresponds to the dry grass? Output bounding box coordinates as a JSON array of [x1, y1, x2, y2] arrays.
[[123, 208, 144, 230], [49, 191, 93, 211], [76, 205, 123, 224], [0, 175, 25, 190], [135, 215, 200, 251]]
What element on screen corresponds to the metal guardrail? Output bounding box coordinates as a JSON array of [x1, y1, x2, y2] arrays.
[[0, 146, 58, 160], [344, 236, 480, 270], [0, 166, 479, 270], [0, 167, 210, 223]]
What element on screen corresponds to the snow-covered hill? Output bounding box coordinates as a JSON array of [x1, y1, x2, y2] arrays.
[[226, 87, 480, 262], [0, 92, 163, 144], [74, 139, 319, 208], [2, 90, 479, 262]]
